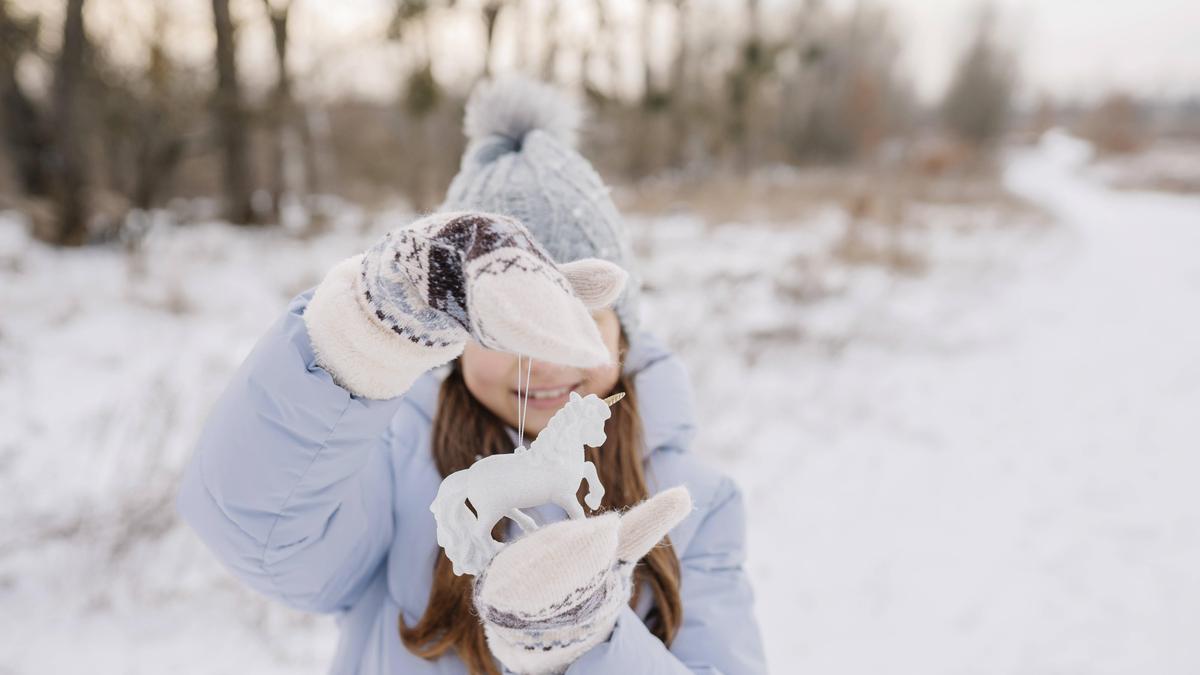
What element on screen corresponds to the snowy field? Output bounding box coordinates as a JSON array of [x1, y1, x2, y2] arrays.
[[2, 131, 1199, 674]]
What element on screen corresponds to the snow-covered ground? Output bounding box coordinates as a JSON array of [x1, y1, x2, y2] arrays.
[[1, 131, 1198, 674], [706, 131, 1200, 673]]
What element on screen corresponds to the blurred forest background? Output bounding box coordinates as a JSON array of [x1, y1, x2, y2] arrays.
[[2, 0, 1197, 246]]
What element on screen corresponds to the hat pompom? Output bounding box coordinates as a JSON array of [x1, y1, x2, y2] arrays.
[[464, 75, 582, 150]]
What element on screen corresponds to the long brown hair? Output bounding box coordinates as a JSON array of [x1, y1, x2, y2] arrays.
[[399, 335, 683, 674]]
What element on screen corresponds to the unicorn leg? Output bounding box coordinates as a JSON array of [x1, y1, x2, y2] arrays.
[[476, 511, 503, 546], [507, 508, 539, 532], [581, 461, 605, 510], [556, 494, 587, 520]]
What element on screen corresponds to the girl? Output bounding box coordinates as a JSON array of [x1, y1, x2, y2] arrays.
[[177, 77, 766, 674]]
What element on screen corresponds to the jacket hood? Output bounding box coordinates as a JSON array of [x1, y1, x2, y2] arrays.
[[402, 330, 697, 457]]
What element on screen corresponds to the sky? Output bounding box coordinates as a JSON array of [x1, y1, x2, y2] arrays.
[[306, 0, 1200, 103], [844, 0, 1200, 102], [21, 0, 1200, 105]]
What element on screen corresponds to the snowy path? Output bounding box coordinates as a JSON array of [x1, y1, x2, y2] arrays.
[[733, 133, 1200, 673]]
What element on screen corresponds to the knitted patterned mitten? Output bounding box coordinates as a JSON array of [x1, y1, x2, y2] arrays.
[[473, 487, 693, 675], [304, 211, 628, 400]]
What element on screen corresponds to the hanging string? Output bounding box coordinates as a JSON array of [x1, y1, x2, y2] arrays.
[[515, 353, 523, 441], [521, 355, 532, 440], [515, 353, 533, 444]]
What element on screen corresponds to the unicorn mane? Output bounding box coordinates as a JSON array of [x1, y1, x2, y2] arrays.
[[527, 398, 584, 462]]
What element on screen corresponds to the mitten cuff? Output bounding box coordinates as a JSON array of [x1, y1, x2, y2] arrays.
[[303, 254, 464, 400], [484, 616, 619, 675], [477, 558, 632, 675]]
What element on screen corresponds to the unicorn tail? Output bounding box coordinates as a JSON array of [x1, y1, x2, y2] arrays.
[[429, 469, 486, 576]]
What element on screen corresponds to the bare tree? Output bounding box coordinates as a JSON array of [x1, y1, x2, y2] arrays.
[[388, 0, 456, 209], [582, 0, 622, 102], [1080, 93, 1146, 154], [540, 0, 560, 82], [940, 9, 1015, 148], [51, 0, 89, 245], [775, 4, 910, 162], [667, 0, 693, 164], [61, 1, 202, 232], [0, 0, 50, 197], [640, 0, 663, 109], [211, 0, 257, 223], [130, 7, 188, 211], [726, 0, 761, 129], [260, 0, 323, 226], [481, 0, 504, 78], [261, 0, 293, 218]]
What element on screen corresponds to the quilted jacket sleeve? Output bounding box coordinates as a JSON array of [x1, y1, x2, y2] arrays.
[[176, 288, 403, 613]]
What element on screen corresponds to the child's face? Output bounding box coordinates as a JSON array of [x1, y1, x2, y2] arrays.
[[460, 307, 623, 439]]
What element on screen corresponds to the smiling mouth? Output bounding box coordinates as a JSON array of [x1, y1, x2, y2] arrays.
[[511, 381, 580, 396]]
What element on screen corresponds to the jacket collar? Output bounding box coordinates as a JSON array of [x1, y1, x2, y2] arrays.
[[402, 330, 696, 458]]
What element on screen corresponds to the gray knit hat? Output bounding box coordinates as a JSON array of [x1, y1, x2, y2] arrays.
[[439, 76, 641, 336]]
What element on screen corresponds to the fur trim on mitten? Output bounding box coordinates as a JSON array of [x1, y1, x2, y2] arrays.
[[473, 487, 693, 675], [303, 254, 464, 400], [304, 211, 627, 400]]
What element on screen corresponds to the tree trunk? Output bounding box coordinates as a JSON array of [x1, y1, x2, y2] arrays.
[[727, 0, 762, 170], [640, 0, 656, 105], [211, 0, 257, 224], [482, 1, 501, 78], [584, 0, 618, 99], [540, 1, 559, 82], [263, 0, 291, 220], [668, 0, 691, 167], [132, 8, 185, 211], [0, 0, 51, 197], [298, 106, 321, 198], [51, 0, 88, 246]]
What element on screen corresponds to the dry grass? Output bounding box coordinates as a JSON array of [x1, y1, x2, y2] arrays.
[[1087, 141, 1200, 196], [1115, 175, 1200, 194], [616, 163, 1045, 277], [615, 163, 1034, 227], [831, 218, 928, 276]]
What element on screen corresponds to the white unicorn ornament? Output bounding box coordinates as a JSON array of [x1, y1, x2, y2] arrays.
[[430, 390, 624, 576]]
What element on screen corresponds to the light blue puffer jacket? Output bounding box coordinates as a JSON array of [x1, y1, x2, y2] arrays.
[[176, 287, 767, 674]]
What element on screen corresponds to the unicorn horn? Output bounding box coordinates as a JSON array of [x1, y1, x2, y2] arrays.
[[603, 392, 626, 407]]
